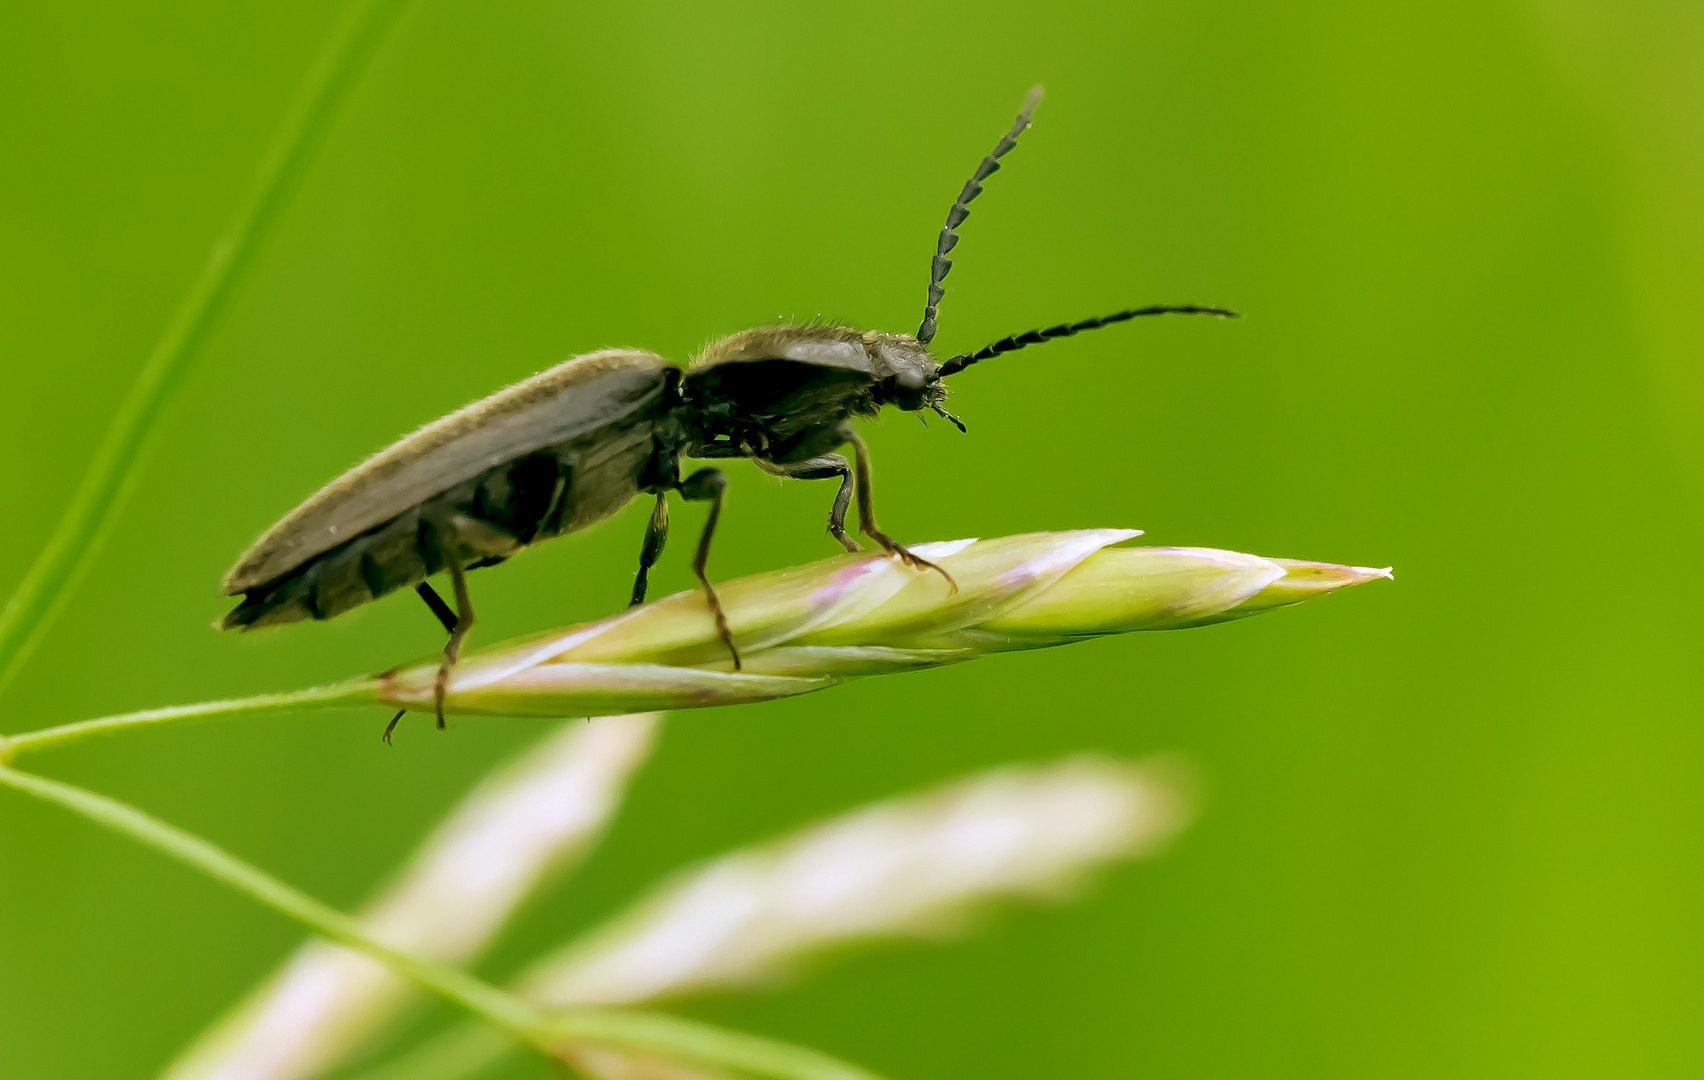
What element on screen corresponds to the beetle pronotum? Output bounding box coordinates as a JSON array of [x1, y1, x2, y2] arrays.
[[220, 87, 1237, 739]]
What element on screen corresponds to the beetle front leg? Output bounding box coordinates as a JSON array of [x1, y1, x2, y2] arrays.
[[630, 492, 670, 606], [842, 427, 956, 591], [763, 454, 862, 553], [677, 467, 740, 669]]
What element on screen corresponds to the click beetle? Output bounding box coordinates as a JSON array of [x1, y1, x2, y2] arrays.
[[220, 87, 1237, 736]]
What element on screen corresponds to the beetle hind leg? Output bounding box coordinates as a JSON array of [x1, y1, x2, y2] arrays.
[[677, 468, 740, 669]]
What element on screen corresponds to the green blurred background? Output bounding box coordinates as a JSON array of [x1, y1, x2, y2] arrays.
[[4, 0, 1703, 1076]]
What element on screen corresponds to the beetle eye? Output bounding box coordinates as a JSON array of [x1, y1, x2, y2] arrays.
[[882, 371, 929, 411]]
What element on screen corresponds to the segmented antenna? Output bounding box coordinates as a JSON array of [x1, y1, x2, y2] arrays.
[[936, 304, 1239, 377], [917, 86, 1045, 346]]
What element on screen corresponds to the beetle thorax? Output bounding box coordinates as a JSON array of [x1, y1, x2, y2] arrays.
[[861, 331, 944, 412], [678, 325, 945, 463]]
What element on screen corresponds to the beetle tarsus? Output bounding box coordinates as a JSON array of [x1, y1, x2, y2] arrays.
[[678, 467, 740, 669], [873, 531, 957, 591], [382, 709, 407, 745], [829, 524, 863, 554], [700, 579, 738, 670]]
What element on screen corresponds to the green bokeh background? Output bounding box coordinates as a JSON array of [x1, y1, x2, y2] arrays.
[[4, 1, 1702, 1076]]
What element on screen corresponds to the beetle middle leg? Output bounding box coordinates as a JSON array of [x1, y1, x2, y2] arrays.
[[761, 455, 862, 553], [630, 492, 670, 606], [677, 467, 740, 669], [843, 427, 956, 590]]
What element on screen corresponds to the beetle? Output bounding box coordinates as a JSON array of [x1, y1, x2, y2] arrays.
[[220, 86, 1236, 738]]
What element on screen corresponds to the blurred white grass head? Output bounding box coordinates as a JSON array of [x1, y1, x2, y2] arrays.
[[560, 1044, 731, 1080], [525, 755, 1193, 1007], [166, 739, 1191, 1080]]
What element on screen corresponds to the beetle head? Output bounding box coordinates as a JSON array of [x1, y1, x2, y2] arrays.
[[866, 331, 960, 430]]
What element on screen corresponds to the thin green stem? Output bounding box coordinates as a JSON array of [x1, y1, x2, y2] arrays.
[[343, 1024, 515, 1080], [0, 766, 890, 1080], [0, 764, 541, 1036], [0, 0, 416, 699], [349, 1013, 890, 1080], [0, 679, 381, 762], [547, 1010, 890, 1080]]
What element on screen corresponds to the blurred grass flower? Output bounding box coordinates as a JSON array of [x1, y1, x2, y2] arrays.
[[167, 716, 1191, 1080], [520, 754, 1191, 1008], [380, 529, 1389, 719], [557, 1044, 730, 1080], [523, 755, 1188, 1080]]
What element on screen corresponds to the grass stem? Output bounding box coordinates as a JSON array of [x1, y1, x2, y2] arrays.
[[549, 1010, 890, 1080], [0, 764, 540, 1035], [0, 0, 417, 699], [0, 679, 381, 762]]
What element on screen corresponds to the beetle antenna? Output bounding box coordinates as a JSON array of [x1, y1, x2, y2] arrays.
[[936, 304, 1239, 376], [917, 85, 1044, 347]]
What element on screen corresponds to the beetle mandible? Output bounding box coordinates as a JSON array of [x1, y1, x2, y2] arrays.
[[219, 87, 1238, 738]]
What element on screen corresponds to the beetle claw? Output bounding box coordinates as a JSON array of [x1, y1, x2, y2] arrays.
[[887, 541, 958, 593]]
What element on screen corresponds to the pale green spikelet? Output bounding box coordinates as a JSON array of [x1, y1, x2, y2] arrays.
[[379, 530, 1390, 719]]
